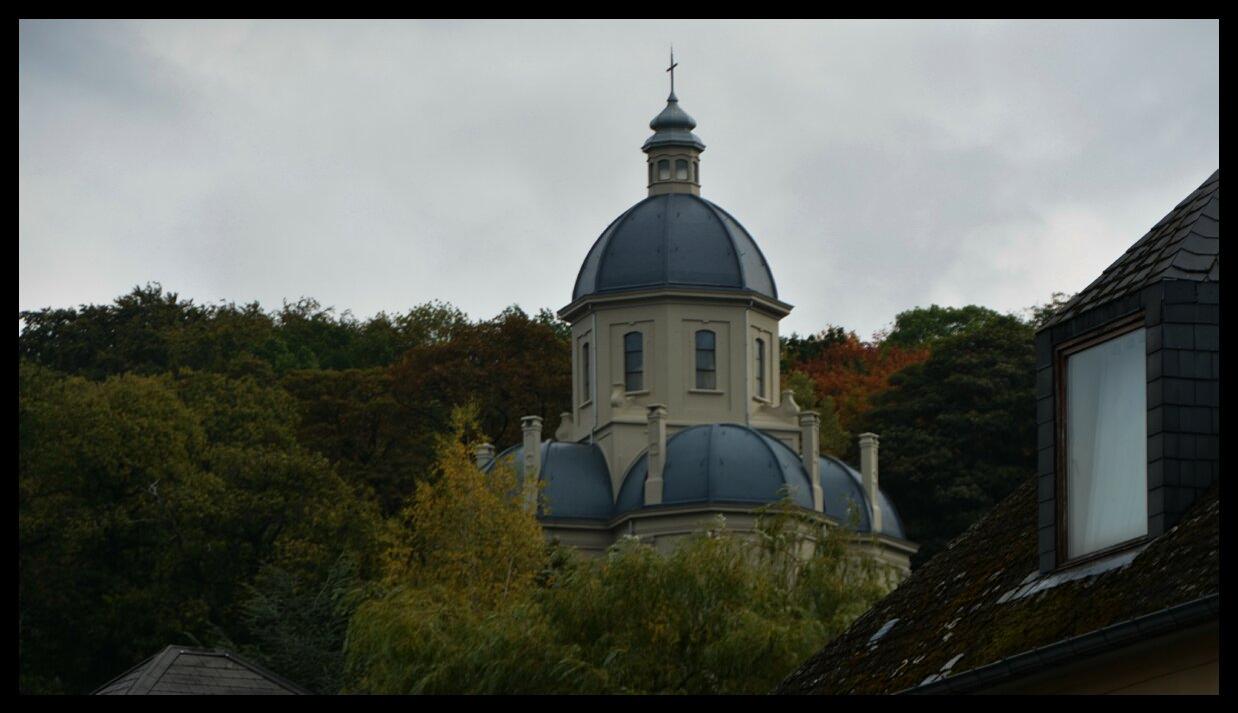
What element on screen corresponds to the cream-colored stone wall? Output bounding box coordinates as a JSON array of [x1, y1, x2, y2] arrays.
[[565, 291, 800, 496], [645, 146, 702, 196]]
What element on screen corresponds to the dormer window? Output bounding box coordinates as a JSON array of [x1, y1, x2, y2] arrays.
[[1060, 322, 1147, 559], [695, 330, 716, 390], [624, 331, 644, 392], [658, 160, 670, 181], [1037, 170, 1218, 575]]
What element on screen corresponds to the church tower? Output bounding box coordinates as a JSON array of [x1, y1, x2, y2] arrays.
[[555, 58, 803, 499], [485, 58, 916, 572]]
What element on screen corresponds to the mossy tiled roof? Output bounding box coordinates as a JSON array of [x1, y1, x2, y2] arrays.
[[775, 477, 1218, 694]]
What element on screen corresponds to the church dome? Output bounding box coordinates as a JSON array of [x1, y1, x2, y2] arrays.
[[572, 193, 778, 301], [486, 440, 614, 520], [615, 424, 814, 513], [614, 423, 907, 538], [818, 454, 906, 539]]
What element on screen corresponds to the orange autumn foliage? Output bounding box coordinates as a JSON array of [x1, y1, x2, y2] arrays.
[[790, 332, 929, 435]]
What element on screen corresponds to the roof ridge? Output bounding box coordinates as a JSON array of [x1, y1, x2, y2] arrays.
[[126, 645, 185, 695], [702, 197, 780, 299], [1039, 169, 1220, 329], [699, 196, 749, 292]]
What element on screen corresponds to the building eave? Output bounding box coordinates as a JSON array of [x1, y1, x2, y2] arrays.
[[557, 286, 793, 323], [899, 593, 1220, 695]]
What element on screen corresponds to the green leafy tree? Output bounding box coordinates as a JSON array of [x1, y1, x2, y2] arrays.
[[883, 304, 1006, 348], [19, 362, 381, 694], [783, 370, 851, 457], [1026, 291, 1075, 329], [19, 283, 210, 379], [859, 314, 1036, 565], [389, 306, 571, 453], [280, 367, 431, 516], [238, 553, 366, 694], [779, 325, 851, 372]]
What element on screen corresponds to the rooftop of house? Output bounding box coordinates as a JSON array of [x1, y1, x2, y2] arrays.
[[1042, 170, 1218, 329], [775, 476, 1218, 694], [93, 645, 310, 695]]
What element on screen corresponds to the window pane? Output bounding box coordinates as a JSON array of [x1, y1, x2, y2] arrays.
[[581, 343, 590, 400], [1066, 329, 1147, 558], [675, 159, 688, 180], [624, 332, 643, 391], [695, 330, 716, 390], [756, 338, 765, 398], [658, 160, 670, 180], [695, 349, 715, 371], [696, 369, 716, 390]]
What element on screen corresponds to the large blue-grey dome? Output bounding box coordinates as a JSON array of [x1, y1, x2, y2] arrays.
[[572, 193, 778, 301], [613, 423, 907, 539], [616, 424, 814, 513]]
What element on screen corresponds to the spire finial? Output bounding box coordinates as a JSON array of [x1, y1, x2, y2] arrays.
[[666, 46, 678, 97]]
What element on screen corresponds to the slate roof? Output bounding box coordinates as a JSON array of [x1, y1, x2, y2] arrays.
[[572, 193, 779, 301], [774, 478, 1218, 694], [615, 424, 817, 514], [1042, 170, 1219, 328], [489, 440, 616, 521], [93, 646, 310, 695]]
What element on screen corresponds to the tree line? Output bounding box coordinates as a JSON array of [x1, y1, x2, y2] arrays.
[[18, 284, 1067, 693]]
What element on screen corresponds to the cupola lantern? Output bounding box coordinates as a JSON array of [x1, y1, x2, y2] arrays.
[[643, 49, 704, 196]]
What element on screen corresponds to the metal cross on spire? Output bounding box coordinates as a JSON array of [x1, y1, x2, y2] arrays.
[[666, 46, 678, 96]]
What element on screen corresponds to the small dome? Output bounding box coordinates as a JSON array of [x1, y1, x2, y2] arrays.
[[616, 424, 815, 514], [572, 193, 778, 301], [818, 454, 907, 539], [642, 92, 706, 151], [487, 441, 613, 520], [613, 424, 908, 539]]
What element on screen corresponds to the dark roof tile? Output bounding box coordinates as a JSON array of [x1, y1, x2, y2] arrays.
[[1040, 170, 1220, 328], [92, 646, 309, 695]]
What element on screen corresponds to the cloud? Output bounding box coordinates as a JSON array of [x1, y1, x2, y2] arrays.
[[19, 20, 1218, 340]]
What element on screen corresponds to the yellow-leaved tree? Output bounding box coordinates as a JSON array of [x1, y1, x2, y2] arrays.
[[343, 407, 572, 693], [344, 410, 894, 694]]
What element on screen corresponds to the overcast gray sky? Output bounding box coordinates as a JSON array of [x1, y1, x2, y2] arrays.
[[19, 19, 1218, 339]]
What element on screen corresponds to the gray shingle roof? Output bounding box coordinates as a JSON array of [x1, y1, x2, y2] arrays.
[[1042, 170, 1219, 328], [572, 193, 779, 301], [93, 646, 310, 695]]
